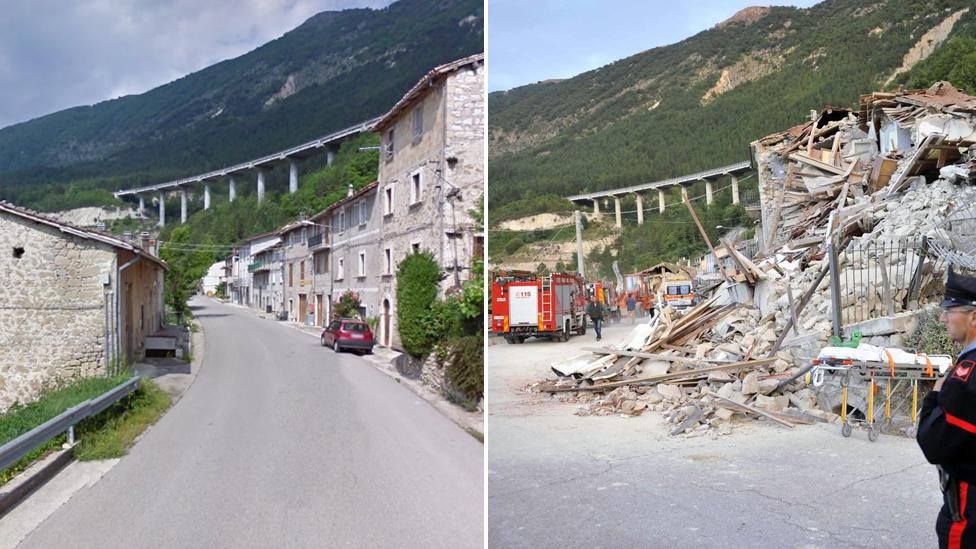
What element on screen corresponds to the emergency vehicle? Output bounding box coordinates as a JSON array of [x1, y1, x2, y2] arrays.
[[491, 271, 587, 344]]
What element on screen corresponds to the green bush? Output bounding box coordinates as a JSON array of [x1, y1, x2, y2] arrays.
[[504, 237, 525, 255], [906, 308, 962, 358], [396, 251, 444, 358], [443, 335, 484, 409], [333, 290, 362, 319], [419, 300, 463, 345]]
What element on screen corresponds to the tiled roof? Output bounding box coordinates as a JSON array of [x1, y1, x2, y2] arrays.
[[0, 200, 168, 271]]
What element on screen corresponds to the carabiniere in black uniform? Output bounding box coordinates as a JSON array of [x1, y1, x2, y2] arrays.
[[918, 268, 976, 549]]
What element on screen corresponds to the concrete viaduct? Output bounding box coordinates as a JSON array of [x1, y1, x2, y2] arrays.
[[566, 160, 752, 228], [114, 117, 381, 226]]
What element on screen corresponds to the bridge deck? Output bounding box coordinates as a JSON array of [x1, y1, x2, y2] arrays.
[[566, 160, 751, 202], [115, 116, 380, 197]]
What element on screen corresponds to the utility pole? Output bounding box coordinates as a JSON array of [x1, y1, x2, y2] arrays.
[[575, 210, 585, 278]]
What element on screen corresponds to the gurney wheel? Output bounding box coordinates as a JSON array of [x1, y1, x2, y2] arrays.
[[841, 422, 852, 438], [868, 425, 880, 442]]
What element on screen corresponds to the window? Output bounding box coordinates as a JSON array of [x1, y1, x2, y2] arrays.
[[289, 263, 294, 287], [410, 171, 422, 204], [358, 200, 370, 226], [384, 247, 393, 275], [12, 247, 24, 259], [358, 251, 366, 277], [473, 236, 484, 265], [411, 241, 421, 254], [412, 105, 423, 140], [300, 260, 305, 281], [384, 187, 394, 216], [315, 251, 329, 274], [384, 129, 394, 160], [337, 258, 344, 280]]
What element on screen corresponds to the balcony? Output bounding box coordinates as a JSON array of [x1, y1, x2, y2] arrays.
[[308, 232, 330, 251], [248, 262, 270, 273]]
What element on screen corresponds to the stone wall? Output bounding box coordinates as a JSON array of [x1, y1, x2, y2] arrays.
[[0, 213, 115, 410]]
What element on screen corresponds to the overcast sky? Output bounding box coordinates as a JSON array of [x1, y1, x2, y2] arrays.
[[488, 0, 822, 92], [0, 0, 393, 130]]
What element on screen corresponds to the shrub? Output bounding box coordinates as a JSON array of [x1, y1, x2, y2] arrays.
[[504, 237, 525, 255], [443, 335, 484, 410], [333, 290, 362, 319], [906, 307, 962, 357], [418, 300, 463, 346], [396, 251, 444, 358]]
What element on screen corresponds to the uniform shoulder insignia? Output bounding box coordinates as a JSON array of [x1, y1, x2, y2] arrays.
[[952, 359, 976, 382]]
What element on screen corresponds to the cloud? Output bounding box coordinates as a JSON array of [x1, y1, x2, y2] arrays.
[[0, 0, 393, 130]]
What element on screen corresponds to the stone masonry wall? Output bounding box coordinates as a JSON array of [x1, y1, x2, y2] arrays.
[[0, 213, 115, 410]]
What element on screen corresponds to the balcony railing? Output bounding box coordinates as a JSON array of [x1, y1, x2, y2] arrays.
[[308, 232, 330, 250]]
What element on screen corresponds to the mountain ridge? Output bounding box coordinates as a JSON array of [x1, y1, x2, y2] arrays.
[[0, 0, 483, 209], [487, 0, 976, 216]]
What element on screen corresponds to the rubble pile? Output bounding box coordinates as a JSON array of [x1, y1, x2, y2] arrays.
[[535, 82, 976, 435]]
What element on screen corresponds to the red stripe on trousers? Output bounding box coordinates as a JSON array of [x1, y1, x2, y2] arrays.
[[946, 412, 976, 434], [950, 481, 969, 549]]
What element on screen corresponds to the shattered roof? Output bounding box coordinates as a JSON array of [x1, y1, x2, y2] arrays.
[[899, 81, 976, 113], [639, 262, 696, 277], [0, 200, 168, 271]]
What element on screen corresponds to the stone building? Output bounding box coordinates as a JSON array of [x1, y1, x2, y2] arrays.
[[250, 242, 283, 315], [229, 231, 278, 308], [279, 220, 314, 324], [307, 182, 384, 331], [371, 52, 485, 348], [0, 201, 167, 410]]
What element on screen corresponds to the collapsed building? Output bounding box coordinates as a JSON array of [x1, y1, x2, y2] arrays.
[[535, 82, 976, 437]]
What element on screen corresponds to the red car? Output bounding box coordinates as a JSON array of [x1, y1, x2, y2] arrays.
[[320, 318, 374, 354]]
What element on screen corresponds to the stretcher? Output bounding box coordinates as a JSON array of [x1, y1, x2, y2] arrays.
[[807, 344, 952, 441]]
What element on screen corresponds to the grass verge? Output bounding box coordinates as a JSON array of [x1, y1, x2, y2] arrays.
[[74, 380, 171, 461], [0, 377, 172, 485], [0, 374, 131, 486]]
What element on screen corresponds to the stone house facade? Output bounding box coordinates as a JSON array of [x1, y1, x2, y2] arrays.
[[230, 231, 278, 309], [250, 243, 283, 315], [307, 182, 384, 331], [279, 221, 315, 324], [371, 53, 485, 348], [0, 201, 167, 410]]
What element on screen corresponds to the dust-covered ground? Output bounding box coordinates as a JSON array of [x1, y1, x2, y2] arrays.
[[486, 320, 941, 549]]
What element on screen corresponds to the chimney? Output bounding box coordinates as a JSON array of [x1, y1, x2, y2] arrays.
[[347, 183, 354, 197], [140, 232, 151, 253]]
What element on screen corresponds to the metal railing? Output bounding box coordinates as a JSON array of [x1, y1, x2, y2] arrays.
[[828, 236, 943, 330], [0, 376, 140, 472]]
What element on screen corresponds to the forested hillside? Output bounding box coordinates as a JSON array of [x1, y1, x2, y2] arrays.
[[488, 0, 976, 220], [0, 0, 482, 212]]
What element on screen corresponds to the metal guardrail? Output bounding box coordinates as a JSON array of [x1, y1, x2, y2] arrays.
[[0, 376, 140, 472]]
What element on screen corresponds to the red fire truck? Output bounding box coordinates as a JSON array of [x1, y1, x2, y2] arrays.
[[491, 271, 588, 344]]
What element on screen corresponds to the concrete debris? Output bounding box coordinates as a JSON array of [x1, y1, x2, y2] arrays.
[[536, 82, 976, 436]]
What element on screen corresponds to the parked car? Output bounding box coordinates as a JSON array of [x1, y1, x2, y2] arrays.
[[320, 318, 374, 354]]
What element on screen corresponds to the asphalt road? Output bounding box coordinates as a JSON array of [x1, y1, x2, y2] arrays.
[[20, 297, 483, 549], [486, 322, 941, 549]]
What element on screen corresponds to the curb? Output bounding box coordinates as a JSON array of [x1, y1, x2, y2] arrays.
[[265, 310, 485, 441], [0, 446, 73, 518], [362, 353, 485, 443]]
